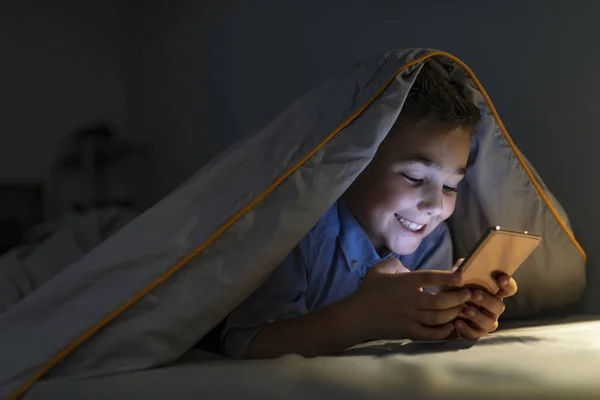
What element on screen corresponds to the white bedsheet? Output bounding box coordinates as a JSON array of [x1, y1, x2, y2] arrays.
[[25, 318, 600, 399]]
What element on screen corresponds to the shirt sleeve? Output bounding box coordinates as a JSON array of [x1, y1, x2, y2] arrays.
[[400, 221, 454, 272], [221, 243, 310, 359]]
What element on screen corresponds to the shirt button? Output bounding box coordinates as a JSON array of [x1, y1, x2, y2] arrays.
[[351, 260, 359, 268]]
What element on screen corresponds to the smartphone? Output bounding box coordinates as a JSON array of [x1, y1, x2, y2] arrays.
[[453, 226, 542, 294]]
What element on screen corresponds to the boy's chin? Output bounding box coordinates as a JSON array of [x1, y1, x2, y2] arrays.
[[388, 238, 423, 256]]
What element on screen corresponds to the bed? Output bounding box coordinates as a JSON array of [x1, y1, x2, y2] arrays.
[[23, 317, 600, 399]]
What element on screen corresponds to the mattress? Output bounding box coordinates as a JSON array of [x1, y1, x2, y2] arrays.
[[24, 317, 600, 399]]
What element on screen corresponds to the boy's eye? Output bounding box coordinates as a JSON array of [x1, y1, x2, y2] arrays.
[[443, 185, 458, 194], [402, 174, 423, 185], [402, 174, 459, 194]]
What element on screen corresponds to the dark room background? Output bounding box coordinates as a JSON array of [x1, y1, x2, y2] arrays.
[[1, 0, 598, 313]]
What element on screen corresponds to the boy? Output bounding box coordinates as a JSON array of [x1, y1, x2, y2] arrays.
[[222, 60, 518, 359]]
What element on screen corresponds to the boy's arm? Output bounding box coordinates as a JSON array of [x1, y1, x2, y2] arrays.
[[224, 233, 369, 359], [224, 242, 365, 359], [222, 222, 457, 359], [221, 245, 311, 359], [246, 258, 468, 358], [245, 295, 365, 359]]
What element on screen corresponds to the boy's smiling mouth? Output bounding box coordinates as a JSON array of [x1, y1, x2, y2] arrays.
[[395, 214, 426, 234]]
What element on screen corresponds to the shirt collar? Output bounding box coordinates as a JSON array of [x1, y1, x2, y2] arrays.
[[337, 199, 393, 271]]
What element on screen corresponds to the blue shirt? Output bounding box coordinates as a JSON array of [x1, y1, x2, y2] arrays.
[[222, 199, 453, 358]]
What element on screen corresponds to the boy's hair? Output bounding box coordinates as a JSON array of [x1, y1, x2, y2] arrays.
[[394, 60, 482, 135]]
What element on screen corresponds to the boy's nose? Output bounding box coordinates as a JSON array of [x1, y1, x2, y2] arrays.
[[417, 192, 443, 216]]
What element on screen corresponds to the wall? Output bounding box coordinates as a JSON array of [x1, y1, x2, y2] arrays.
[[5, 1, 592, 313], [124, 1, 236, 199], [128, 0, 600, 313], [0, 0, 129, 184]]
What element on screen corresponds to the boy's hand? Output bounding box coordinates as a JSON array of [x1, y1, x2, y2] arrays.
[[455, 274, 518, 339], [350, 258, 471, 341]]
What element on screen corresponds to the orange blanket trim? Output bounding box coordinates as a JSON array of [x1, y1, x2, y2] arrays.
[[10, 50, 586, 399]]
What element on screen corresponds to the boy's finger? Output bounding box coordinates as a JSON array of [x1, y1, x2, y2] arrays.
[[470, 289, 505, 317], [452, 258, 465, 272], [406, 270, 463, 288], [462, 306, 499, 333], [416, 306, 463, 326], [496, 275, 518, 298], [410, 322, 455, 341], [373, 258, 410, 274], [454, 319, 488, 339], [416, 289, 471, 310]]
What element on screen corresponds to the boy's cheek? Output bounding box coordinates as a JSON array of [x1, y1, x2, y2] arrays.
[[441, 197, 457, 220]]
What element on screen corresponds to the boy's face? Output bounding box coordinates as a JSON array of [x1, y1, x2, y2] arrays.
[[346, 126, 471, 255]]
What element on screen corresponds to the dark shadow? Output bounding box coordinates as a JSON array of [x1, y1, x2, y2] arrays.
[[194, 318, 226, 354], [340, 335, 544, 357]]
